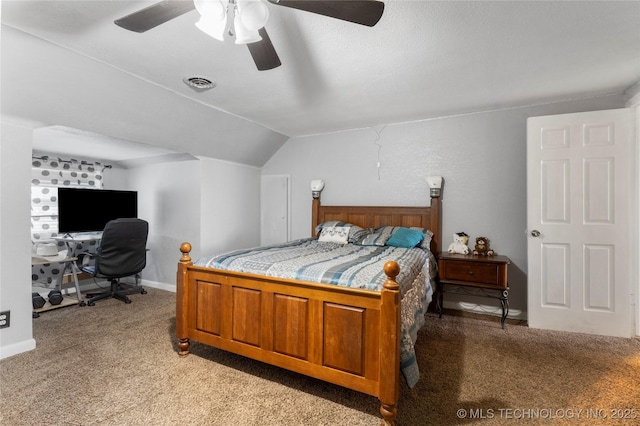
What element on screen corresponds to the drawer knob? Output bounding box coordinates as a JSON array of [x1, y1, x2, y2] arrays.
[[468, 271, 474, 275]]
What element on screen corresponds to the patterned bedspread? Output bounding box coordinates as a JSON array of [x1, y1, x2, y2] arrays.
[[195, 239, 436, 388]]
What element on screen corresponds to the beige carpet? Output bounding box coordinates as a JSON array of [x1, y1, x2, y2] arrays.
[[1, 287, 638, 425]]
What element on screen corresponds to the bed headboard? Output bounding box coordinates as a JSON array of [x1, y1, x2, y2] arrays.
[[311, 191, 442, 256]]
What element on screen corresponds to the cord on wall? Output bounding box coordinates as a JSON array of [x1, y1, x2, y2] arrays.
[[372, 125, 387, 180]]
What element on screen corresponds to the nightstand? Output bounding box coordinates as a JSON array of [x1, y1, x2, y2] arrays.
[[437, 252, 511, 329]]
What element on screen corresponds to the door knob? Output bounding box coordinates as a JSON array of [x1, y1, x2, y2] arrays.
[[530, 230, 541, 237]]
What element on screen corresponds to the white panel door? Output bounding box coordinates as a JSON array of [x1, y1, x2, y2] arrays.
[[527, 108, 634, 337], [260, 175, 289, 246]]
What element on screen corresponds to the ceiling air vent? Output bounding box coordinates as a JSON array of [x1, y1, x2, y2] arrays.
[[183, 76, 216, 91]]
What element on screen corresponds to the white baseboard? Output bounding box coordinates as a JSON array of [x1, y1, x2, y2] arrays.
[[0, 338, 36, 360], [140, 279, 176, 293], [35, 278, 176, 295]]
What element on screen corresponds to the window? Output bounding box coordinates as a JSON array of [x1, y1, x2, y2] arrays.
[[31, 155, 108, 284]]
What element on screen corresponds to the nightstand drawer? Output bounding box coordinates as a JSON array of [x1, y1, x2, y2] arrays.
[[437, 253, 510, 290], [441, 261, 499, 285]]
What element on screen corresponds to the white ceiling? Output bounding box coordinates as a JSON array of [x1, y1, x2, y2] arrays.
[[2, 1, 639, 166], [31, 125, 199, 168]]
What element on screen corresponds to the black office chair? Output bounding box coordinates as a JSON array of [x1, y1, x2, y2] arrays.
[[78, 218, 149, 306]]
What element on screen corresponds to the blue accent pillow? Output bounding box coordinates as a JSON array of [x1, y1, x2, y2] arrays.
[[386, 227, 425, 248]]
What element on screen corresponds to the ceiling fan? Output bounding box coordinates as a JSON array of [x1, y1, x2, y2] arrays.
[[114, 0, 385, 71]]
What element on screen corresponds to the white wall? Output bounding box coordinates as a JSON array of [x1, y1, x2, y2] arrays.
[[200, 158, 261, 257], [262, 94, 628, 319], [127, 157, 261, 289], [0, 120, 36, 359], [128, 160, 202, 288], [637, 105, 640, 337], [102, 164, 129, 190], [637, 104, 640, 337]]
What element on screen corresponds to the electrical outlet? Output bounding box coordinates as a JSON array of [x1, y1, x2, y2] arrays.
[[0, 311, 10, 329]]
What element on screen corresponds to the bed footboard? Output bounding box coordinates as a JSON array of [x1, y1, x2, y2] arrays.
[[176, 243, 401, 425]]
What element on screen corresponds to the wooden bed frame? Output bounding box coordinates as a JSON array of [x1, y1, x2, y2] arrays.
[[176, 191, 441, 425]]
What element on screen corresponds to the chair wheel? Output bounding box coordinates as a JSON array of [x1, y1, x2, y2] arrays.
[[79, 301, 86, 307], [124, 298, 132, 304], [141, 289, 147, 294], [88, 300, 95, 306]]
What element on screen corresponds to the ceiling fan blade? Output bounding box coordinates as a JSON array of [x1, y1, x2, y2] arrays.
[[115, 0, 195, 33], [267, 0, 384, 27], [247, 28, 282, 71]]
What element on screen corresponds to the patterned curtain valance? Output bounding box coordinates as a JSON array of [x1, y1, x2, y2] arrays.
[[31, 155, 110, 188]]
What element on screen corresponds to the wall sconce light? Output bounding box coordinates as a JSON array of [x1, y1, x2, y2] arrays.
[[310, 179, 325, 199], [426, 176, 443, 197]]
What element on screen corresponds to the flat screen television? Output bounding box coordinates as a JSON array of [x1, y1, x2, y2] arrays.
[[57, 188, 138, 234]]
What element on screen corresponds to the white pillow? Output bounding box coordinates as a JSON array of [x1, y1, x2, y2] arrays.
[[318, 226, 351, 244]]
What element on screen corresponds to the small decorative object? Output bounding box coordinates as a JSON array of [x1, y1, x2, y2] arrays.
[[473, 236, 495, 256], [36, 243, 58, 257], [447, 232, 470, 255]]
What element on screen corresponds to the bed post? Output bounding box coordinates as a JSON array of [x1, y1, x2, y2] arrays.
[[379, 261, 401, 425], [177, 242, 193, 357], [311, 190, 321, 237], [430, 195, 441, 255]]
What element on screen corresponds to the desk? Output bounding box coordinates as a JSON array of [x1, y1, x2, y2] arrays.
[[54, 233, 102, 260], [32, 251, 85, 317], [55, 233, 102, 244]]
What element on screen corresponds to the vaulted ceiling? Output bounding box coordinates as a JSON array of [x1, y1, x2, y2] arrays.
[[2, 1, 639, 167]]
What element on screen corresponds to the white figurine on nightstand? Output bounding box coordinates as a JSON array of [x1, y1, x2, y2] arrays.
[[447, 232, 470, 255]]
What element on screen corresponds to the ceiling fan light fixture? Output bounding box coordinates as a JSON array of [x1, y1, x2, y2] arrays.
[[194, 0, 228, 40], [194, 0, 227, 18], [115, 0, 385, 71], [195, 15, 226, 41], [234, 13, 262, 44], [238, 0, 270, 31]]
